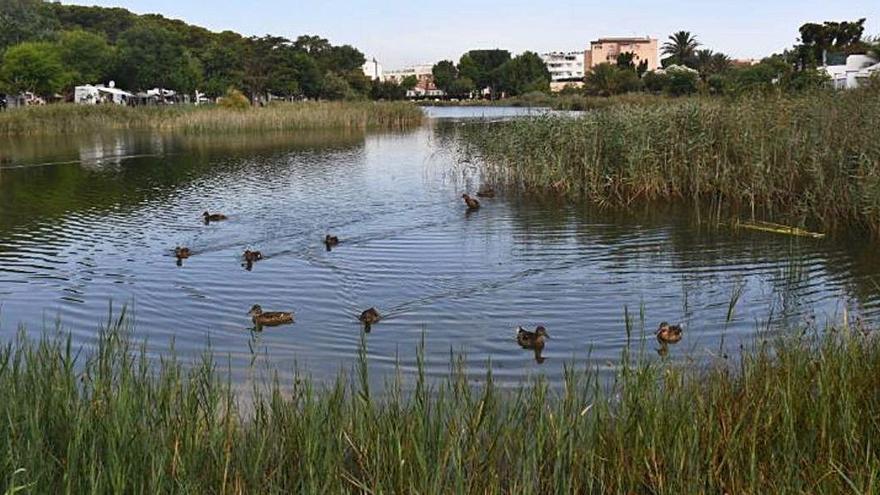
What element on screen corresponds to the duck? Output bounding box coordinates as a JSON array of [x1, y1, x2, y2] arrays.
[[174, 246, 192, 260], [461, 193, 480, 210], [656, 322, 683, 345], [243, 250, 263, 263], [359, 307, 381, 332], [248, 304, 294, 328], [477, 185, 496, 198], [203, 211, 228, 223], [516, 326, 549, 351], [324, 235, 340, 248]]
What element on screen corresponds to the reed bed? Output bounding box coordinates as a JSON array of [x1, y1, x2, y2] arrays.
[[0, 101, 423, 136], [1, 312, 879, 493], [459, 87, 880, 236]]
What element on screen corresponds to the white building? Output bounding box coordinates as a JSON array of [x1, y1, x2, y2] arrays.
[[74, 83, 132, 105], [823, 54, 880, 89], [362, 58, 384, 81], [540, 52, 585, 82]]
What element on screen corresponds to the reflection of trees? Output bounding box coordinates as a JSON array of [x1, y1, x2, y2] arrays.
[[0, 130, 368, 235]]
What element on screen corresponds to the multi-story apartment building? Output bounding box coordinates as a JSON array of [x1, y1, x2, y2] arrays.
[[540, 51, 586, 82], [385, 64, 445, 98], [362, 58, 384, 81], [586, 37, 659, 71]]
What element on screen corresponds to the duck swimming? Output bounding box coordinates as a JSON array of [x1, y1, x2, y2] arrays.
[[248, 304, 294, 329], [324, 235, 340, 249], [462, 194, 480, 210], [203, 211, 228, 223], [656, 322, 683, 345], [359, 307, 381, 332], [243, 250, 263, 263], [516, 326, 549, 350], [174, 246, 191, 266]]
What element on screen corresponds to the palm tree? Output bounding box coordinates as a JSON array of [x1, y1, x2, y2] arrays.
[[662, 31, 700, 67]]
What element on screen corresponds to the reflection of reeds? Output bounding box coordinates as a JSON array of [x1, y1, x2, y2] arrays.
[[0, 101, 424, 136], [460, 87, 880, 236], [3, 309, 880, 492]]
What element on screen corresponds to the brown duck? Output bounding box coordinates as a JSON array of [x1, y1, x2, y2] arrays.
[[248, 304, 294, 328], [203, 211, 228, 223], [461, 194, 480, 210], [359, 307, 381, 332], [324, 235, 340, 249], [476, 186, 496, 198], [656, 322, 683, 345], [516, 326, 549, 350], [243, 250, 263, 263], [174, 246, 191, 266]]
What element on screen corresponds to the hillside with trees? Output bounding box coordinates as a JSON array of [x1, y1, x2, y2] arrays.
[[0, 0, 386, 101]]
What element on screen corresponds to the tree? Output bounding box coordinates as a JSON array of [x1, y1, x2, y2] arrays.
[[115, 23, 203, 92], [664, 67, 699, 95], [616, 52, 636, 70], [400, 75, 418, 91], [661, 31, 699, 68], [458, 49, 510, 97], [319, 71, 353, 100], [58, 30, 115, 85], [498, 51, 550, 96], [200, 31, 247, 97], [447, 77, 475, 98], [432, 60, 458, 94], [798, 18, 867, 67], [369, 79, 405, 100], [585, 63, 640, 96], [0, 41, 69, 96], [0, 0, 59, 53]]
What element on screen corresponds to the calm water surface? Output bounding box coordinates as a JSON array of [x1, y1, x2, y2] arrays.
[[2, 106, 880, 388]]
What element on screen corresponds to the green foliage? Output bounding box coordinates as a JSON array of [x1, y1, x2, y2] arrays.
[[115, 23, 202, 92], [431, 60, 458, 93], [369, 79, 406, 100], [462, 85, 880, 235], [798, 18, 867, 66], [665, 67, 699, 95], [319, 71, 355, 100], [400, 75, 418, 91], [2, 314, 880, 492], [458, 49, 511, 97], [57, 30, 115, 85], [217, 87, 250, 109], [498, 51, 550, 96], [0, 0, 58, 53], [661, 31, 700, 68], [447, 76, 475, 98], [0, 41, 68, 96], [585, 63, 641, 96]]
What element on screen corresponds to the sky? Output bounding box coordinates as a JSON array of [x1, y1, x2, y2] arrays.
[[68, 0, 880, 69]]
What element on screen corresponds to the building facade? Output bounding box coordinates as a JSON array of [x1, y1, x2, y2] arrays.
[[540, 51, 586, 82], [823, 54, 880, 89], [385, 64, 445, 98], [586, 37, 659, 71], [362, 58, 384, 81]]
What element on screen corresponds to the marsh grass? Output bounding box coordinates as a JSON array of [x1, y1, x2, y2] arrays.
[[0, 101, 423, 136], [460, 87, 880, 236], [1, 310, 880, 493]]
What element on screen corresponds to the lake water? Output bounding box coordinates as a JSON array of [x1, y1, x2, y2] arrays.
[[2, 106, 879, 388]]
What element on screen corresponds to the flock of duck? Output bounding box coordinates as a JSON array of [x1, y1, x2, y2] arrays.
[[172, 191, 684, 364]]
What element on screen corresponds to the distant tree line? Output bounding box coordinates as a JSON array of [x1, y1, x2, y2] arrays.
[[0, 0, 401, 102], [431, 49, 550, 99]]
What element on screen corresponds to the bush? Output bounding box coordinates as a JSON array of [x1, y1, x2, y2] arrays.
[[217, 88, 250, 109]]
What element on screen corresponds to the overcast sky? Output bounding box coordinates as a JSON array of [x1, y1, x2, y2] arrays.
[[67, 0, 880, 69]]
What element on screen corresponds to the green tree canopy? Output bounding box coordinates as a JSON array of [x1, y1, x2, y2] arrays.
[[0, 41, 68, 96], [0, 0, 58, 53], [585, 63, 641, 96], [661, 31, 700, 68], [458, 49, 510, 97], [58, 30, 115, 85], [115, 22, 203, 92], [498, 51, 550, 96], [432, 60, 458, 94]]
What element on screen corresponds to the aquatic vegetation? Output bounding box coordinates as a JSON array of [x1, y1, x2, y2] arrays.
[[0, 101, 423, 136], [459, 86, 880, 236], [1, 312, 879, 493]]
